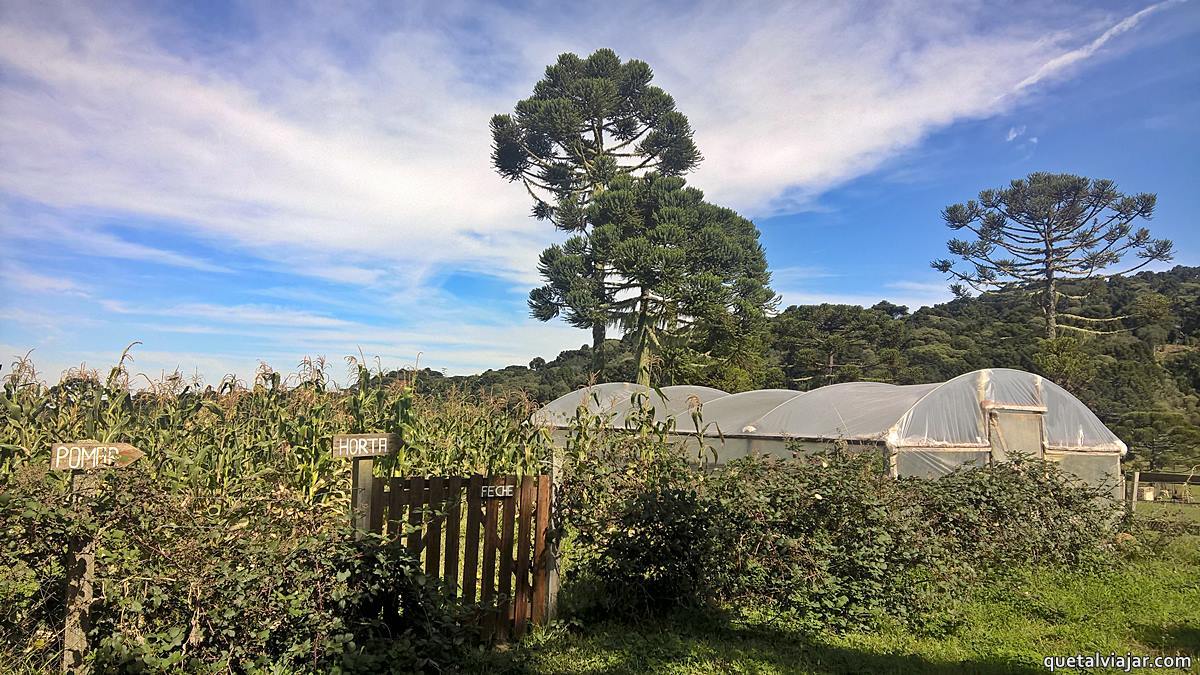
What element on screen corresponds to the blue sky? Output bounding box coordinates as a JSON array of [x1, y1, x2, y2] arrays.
[[1, 0, 1198, 385]]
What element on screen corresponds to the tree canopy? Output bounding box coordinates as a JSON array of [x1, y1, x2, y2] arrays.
[[932, 172, 1174, 338], [532, 173, 775, 386], [492, 49, 702, 375], [491, 49, 701, 229]]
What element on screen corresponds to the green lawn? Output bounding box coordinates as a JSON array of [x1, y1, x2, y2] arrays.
[[471, 534, 1200, 674], [1135, 500, 1200, 523]]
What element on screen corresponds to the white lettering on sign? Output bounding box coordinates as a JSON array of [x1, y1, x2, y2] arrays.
[[481, 484, 515, 498], [335, 436, 389, 456], [54, 445, 122, 469], [330, 433, 399, 459]]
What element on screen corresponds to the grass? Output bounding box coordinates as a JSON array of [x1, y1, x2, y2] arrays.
[[471, 533, 1200, 674], [1136, 500, 1200, 522]]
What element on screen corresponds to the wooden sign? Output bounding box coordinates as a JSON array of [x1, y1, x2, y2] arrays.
[[51, 442, 144, 471], [481, 483, 515, 499], [332, 433, 399, 459]]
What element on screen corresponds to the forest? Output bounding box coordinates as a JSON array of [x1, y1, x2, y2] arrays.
[[412, 265, 1200, 471]]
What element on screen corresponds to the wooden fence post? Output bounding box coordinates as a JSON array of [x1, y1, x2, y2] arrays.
[[62, 473, 96, 673], [1130, 470, 1140, 515], [547, 457, 561, 622], [332, 433, 399, 538], [50, 440, 144, 672]]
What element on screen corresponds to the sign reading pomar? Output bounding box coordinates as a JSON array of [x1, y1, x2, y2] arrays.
[[332, 433, 400, 459], [51, 442, 144, 471]]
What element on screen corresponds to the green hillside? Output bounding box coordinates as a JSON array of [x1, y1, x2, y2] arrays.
[[404, 266, 1200, 471]]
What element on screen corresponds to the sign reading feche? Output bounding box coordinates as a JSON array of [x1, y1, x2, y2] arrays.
[[331, 433, 399, 459], [51, 442, 144, 471], [481, 483, 515, 499]]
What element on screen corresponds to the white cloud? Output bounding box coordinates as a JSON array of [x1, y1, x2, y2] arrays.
[[0, 214, 229, 273], [100, 300, 356, 329], [72, 294, 588, 382], [0, 1, 1179, 274], [1014, 0, 1185, 91], [771, 266, 838, 285], [1006, 125, 1027, 142], [0, 260, 89, 296], [0, 1, 1184, 379], [601, 2, 1178, 214], [0, 6, 542, 285]]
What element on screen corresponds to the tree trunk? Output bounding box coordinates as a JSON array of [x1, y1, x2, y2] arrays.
[[1043, 231, 1057, 339], [635, 288, 653, 387], [1045, 275, 1057, 340], [591, 322, 605, 377], [589, 258, 609, 378]]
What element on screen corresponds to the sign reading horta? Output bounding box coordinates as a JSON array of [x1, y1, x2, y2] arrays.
[[51, 441, 144, 471], [331, 433, 399, 459]]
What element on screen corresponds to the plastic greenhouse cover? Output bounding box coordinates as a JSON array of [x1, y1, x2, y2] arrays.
[[693, 389, 805, 435], [894, 449, 990, 479], [530, 383, 729, 427], [532, 369, 1126, 455], [750, 382, 939, 440], [891, 369, 1126, 452]]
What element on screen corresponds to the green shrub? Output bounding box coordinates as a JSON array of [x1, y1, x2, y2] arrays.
[[909, 455, 1119, 569], [553, 396, 719, 617], [556, 436, 1120, 633], [706, 449, 947, 631], [0, 465, 471, 673]]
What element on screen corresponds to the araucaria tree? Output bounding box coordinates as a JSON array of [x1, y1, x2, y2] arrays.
[[535, 173, 775, 387], [932, 173, 1174, 338], [491, 49, 702, 375]]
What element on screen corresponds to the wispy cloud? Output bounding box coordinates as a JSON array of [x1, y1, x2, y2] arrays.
[[0, 0, 1186, 381], [1006, 125, 1027, 142], [0, 214, 229, 273], [0, 260, 90, 296], [771, 266, 838, 285], [100, 300, 355, 329], [1015, 0, 1185, 91], [0, 1, 1179, 274]]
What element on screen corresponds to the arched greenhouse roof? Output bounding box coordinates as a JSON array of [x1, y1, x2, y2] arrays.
[[532, 369, 1125, 454], [531, 383, 730, 428]]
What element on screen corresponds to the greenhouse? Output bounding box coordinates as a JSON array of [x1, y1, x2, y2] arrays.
[[532, 368, 1127, 497]]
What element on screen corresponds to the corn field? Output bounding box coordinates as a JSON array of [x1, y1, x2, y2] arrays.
[[0, 347, 554, 503]]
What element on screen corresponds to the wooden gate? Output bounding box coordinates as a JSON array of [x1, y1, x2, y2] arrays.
[[363, 474, 555, 641]]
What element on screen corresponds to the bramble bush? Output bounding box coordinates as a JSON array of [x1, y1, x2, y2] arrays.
[[907, 453, 1118, 570], [552, 394, 715, 617], [557, 433, 1120, 632], [0, 463, 471, 673], [705, 448, 948, 631]]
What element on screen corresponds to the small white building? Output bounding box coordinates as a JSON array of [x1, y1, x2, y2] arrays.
[[532, 369, 1126, 497]]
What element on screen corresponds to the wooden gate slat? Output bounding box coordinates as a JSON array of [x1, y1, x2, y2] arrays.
[[480, 478, 501, 639], [531, 474, 551, 626], [443, 476, 463, 592], [406, 476, 425, 557], [355, 471, 553, 640], [386, 477, 405, 539], [369, 472, 386, 534], [462, 474, 484, 604], [425, 478, 444, 576], [496, 476, 518, 642], [513, 475, 535, 637]]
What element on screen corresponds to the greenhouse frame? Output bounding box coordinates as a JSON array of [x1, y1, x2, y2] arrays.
[[532, 369, 1127, 498]]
